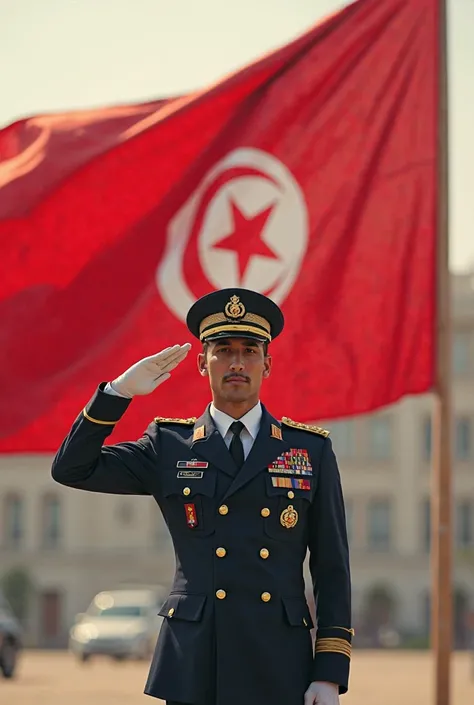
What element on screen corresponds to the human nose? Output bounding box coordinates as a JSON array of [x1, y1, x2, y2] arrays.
[[229, 352, 245, 371]]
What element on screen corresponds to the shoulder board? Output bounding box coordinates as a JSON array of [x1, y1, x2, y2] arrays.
[[153, 417, 196, 425], [281, 417, 330, 438]]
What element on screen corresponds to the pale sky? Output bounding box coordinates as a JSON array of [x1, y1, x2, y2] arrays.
[[1, 0, 473, 272]]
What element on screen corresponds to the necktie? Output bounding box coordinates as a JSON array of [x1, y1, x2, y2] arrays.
[[229, 420, 245, 469]]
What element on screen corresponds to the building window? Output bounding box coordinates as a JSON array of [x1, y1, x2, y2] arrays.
[[422, 499, 431, 553], [367, 499, 391, 551], [455, 501, 474, 548], [3, 494, 23, 548], [422, 416, 432, 461], [369, 417, 392, 459], [330, 421, 355, 458], [455, 417, 471, 461], [42, 495, 61, 548], [452, 332, 470, 377]]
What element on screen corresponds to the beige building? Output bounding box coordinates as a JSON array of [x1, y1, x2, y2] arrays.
[[1, 273, 473, 648]]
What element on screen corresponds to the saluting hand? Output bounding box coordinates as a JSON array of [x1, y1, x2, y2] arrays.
[[304, 682, 339, 705], [109, 344, 192, 398]]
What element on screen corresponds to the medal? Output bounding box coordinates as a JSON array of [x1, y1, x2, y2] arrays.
[[271, 476, 311, 490], [268, 449, 312, 475], [280, 504, 298, 529]]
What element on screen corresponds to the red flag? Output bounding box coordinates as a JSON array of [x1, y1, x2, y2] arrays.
[[0, 0, 438, 452]]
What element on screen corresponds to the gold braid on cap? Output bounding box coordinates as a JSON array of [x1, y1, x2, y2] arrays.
[[199, 312, 272, 341]]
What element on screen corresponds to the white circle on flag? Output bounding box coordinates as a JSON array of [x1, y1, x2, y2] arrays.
[[156, 147, 308, 321]]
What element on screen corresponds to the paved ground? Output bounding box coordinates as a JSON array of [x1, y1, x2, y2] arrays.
[[2, 650, 473, 705]]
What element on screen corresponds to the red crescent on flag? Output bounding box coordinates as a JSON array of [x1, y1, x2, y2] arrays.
[[182, 165, 279, 299]]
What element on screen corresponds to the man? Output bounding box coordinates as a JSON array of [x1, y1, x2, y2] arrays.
[[52, 287, 352, 705]]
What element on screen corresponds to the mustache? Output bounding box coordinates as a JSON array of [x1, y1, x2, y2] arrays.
[[223, 373, 250, 383]]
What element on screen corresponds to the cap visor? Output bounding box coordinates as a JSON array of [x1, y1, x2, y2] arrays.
[[203, 330, 268, 343]]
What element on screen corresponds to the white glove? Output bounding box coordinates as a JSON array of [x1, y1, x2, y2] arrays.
[[108, 344, 191, 398], [304, 682, 339, 705]]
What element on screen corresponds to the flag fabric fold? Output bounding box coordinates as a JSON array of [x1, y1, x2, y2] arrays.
[[0, 0, 438, 452]]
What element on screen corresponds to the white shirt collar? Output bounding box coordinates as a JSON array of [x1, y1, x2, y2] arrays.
[[210, 402, 262, 440]]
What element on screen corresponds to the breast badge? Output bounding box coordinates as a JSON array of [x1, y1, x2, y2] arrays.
[[184, 503, 198, 529], [280, 504, 298, 529], [176, 460, 208, 469]]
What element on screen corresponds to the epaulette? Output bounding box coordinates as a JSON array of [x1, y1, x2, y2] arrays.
[[153, 417, 197, 425], [281, 417, 330, 438]]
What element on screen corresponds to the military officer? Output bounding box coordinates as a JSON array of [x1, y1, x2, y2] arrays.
[[52, 288, 352, 705]]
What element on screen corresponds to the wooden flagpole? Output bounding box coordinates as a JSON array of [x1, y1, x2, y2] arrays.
[[431, 1, 452, 704]]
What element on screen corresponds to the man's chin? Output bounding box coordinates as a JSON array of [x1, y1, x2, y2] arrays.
[[221, 388, 250, 402]]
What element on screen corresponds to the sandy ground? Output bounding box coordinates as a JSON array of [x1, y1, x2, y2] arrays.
[[1, 649, 473, 705]]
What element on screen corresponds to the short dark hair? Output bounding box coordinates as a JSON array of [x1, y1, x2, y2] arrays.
[[203, 339, 269, 356]]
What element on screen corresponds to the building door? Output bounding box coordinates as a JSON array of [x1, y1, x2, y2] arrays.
[[39, 590, 63, 647]]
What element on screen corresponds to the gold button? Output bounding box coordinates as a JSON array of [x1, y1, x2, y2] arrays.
[[261, 507, 270, 517], [287, 490, 295, 499], [261, 592, 271, 602], [168, 608, 175, 617], [303, 618, 308, 626], [183, 487, 191, 496], [259, 548, 270, 560], [219, 505, 229, 516], [216, 589, 226, 600], [216, 547, 227, 558]]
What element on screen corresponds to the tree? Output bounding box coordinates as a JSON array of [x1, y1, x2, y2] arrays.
[[0, 567, 34, 623]]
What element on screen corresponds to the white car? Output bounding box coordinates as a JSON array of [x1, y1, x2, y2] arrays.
[[69, 588, 165, 663]]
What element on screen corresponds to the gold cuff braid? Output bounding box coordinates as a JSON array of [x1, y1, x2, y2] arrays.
[[314, 637, 351, 659], [82, 409, 118, 425]]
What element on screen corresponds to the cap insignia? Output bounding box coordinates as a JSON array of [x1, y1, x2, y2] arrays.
[[224, 295, 246, 320]]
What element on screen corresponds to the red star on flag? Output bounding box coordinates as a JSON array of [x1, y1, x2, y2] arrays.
[[213, 199, 279, 280]]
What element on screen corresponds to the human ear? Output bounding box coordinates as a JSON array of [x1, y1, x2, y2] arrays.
[[197, 353, 208, 376], [263, 355, 272, 378]]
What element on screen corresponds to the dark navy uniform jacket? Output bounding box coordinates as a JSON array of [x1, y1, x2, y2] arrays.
[[51, 384, 352, 705]]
